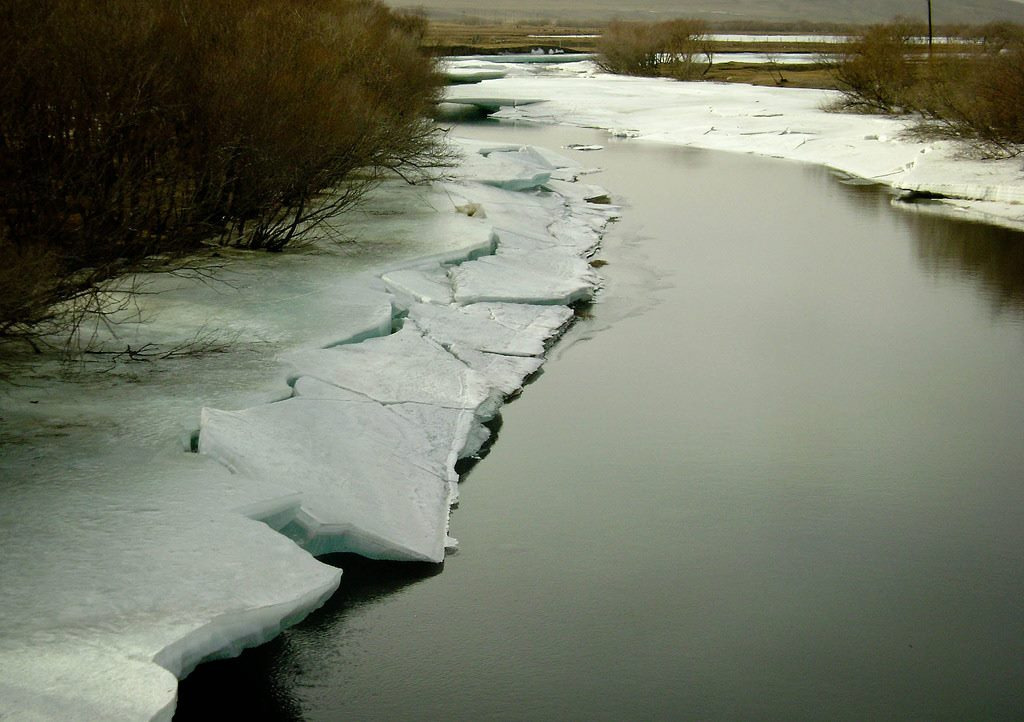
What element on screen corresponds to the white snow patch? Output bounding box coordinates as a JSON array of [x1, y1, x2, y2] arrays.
[[446, 61, 1024, 230]]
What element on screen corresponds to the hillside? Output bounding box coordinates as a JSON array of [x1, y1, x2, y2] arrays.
[[386, 0, 1024, 26]]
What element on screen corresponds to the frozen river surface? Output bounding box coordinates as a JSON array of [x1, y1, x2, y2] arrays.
[[179, 123, 1024, 720]]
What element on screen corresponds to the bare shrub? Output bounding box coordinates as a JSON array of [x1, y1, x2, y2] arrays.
[[0, 0, 445, 344], [658, 19, 714, 81], [181, 0, 447, 251], [827, 20, 1024, 156], [830, 21, 924, 113], [911, 28, 1024, 156], [962, 21, 1024, 54], [596, 19, 711, 80], [596, 21, 663, 76]]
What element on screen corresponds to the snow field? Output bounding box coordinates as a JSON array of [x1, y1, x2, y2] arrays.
[[446, 59, 1024, 231], [0, 140, 616, 719]]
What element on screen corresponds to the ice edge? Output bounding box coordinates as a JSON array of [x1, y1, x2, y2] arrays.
[[167, 140, 615, 718]]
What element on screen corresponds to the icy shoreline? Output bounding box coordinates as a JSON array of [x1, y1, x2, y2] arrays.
[[0, 140, 616, 720], [446, 59, 1024, 232]]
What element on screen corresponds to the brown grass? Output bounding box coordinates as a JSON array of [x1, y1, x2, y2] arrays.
[[704, 63, 839, 89], [424, 21, 601, 54]]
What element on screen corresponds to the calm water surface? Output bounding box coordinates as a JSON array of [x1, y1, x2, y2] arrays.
[[178, 124, 1024, 720]]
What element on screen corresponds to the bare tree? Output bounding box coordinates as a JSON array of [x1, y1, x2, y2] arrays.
[[0, 0, 447, 349]]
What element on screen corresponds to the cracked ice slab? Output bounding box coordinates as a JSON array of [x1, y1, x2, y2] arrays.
[[291, 376, 488, 503], [284, 324, 503, 419], [445, 343, 544, 397], [200, 397, 451, 563], [201, 322, 536, 562], [381, 265, 455, 308], [0, 454, 340, 722], [409, 302, 574, 357], [455, 142, 568, 191], [450, 247, 599, 306]]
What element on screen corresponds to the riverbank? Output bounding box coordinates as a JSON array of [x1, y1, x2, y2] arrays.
[[180, 121, 1024, 721], [446, 58, 1024, 231], [0, 139, 615, 720]]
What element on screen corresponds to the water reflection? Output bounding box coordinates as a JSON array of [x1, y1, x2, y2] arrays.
[[174, 555, 442, 721], [899, 204, 1024, 318], [830, 169, 1024, 320]]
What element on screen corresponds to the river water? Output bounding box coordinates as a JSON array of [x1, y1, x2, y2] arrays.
[[177, 123, 1024, 720]]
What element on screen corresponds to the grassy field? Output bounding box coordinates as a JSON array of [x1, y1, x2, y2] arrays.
[[425, 21, 603, 54], [702, 62, 838, 89]]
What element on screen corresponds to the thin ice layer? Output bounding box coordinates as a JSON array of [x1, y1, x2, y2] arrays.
[[409, 302, 574, 357]]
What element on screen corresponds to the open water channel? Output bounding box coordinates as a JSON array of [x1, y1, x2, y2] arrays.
[[177, 122, 1024, 720]]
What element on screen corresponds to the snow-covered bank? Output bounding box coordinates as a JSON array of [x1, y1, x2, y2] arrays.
[[445, 59, 1024, 231], [0, 141, 616, 719]]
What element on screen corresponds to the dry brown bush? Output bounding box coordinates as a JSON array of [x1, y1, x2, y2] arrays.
[[911, 27, 1024, 156], [596, 19, 712, 80], [830, 20, 1024, 157], [0, 0, 445, 345], [830, 21, 924, 113], [659, 19, 715, 81], [596, 21, 663, 75]]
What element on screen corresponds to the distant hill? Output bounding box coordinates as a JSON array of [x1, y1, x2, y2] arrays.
[[389, 0, 1024, 26]]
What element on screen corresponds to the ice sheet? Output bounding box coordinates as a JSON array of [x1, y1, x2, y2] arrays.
[[0, 454, 341, 721], [441, 60, 510, 85], [450, 248, 599, 306], [283, 324, 503, 418], [0, 133, 613, 720], [200, 399, 452, 562], [446, 61, 1024, 231], [409, 302, 574, 357]]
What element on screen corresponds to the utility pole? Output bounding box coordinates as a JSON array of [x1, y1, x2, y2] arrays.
[[927, 0, 934, 56]]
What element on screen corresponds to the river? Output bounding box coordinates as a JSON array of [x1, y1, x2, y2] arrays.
[[176, 122, 1024, 720]]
